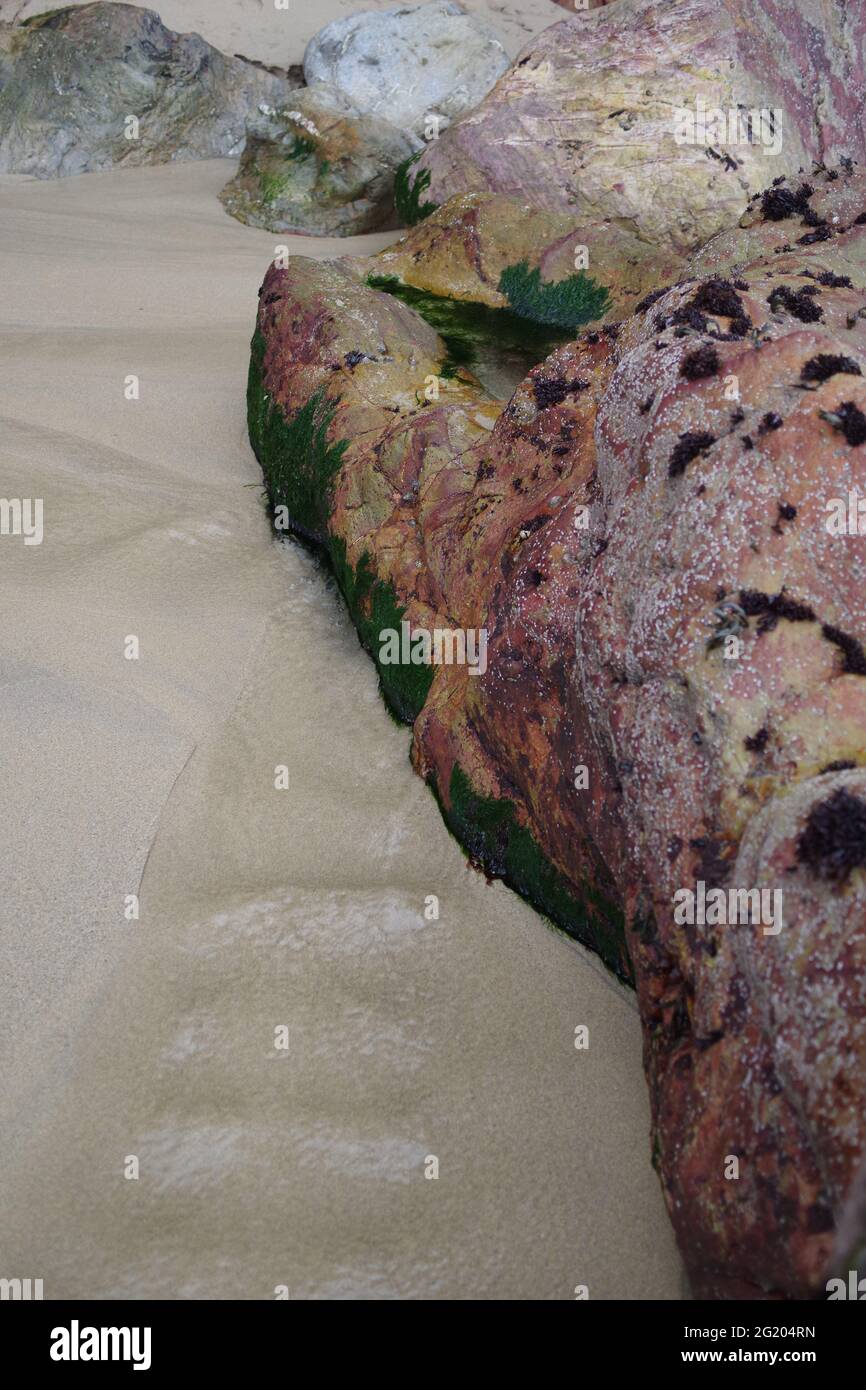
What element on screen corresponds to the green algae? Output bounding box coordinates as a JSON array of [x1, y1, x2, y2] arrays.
[[438, 763, 631, 981], [259, 171, 289, 206], [366, 273, 573, 376], [328, 539, 434, 724], [247, 328, 347, 540], [498, 260, 611, 329], [394, 153, 439, 226]]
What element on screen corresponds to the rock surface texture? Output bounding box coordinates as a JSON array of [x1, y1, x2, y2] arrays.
[[355, 190, 684, 319], [302, 0, 510, 138], [409, 0, 866, 253], [248, 163, 866, 1297], [219, 86, 416, 236], [0, 3, 294, 176]]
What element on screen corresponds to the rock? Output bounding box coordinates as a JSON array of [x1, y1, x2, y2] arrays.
[[350, 189, 684, 394], [302, 0, 509, 139], [355, 190, 684, 320], [248, 159, 866, 1297], [219, 87, 416, 237], [0, 2, 295, 177], [410, 0, 866, 254]]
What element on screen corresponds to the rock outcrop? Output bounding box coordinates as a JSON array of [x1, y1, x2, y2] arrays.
[[219, 87, 416, 236], [0, 3, 294, 177], [303, 0, 509, 139], [355, 190, 684, 320], [247, 164, 866, 1297], [408, 0, 866, 253]]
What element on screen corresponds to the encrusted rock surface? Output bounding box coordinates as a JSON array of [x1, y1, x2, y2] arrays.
[[409, 0, 866, 253], [303, 0, 509, 139], [0, 3, 294, 177], [353, 190, 684, 321], [219, 86, 416, 236], [248, 164, 866, 1296]]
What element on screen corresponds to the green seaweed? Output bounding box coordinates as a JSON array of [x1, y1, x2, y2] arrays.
[[328, 539, 434, 723], [286, 134, 315, 161], [366, 273, 573, 374], [498, 260, 611, 329], [438, 763, 631, 981], [259, 171, 289, 206], [247, 329, 432, 722], [394, 153, 439, 227], [247, 328, 347, 539], [257, 135, 316, 204]]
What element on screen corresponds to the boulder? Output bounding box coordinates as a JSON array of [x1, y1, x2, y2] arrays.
[[0, 3, 295, 177], [302, 0, 509, 139], [219, 87, 416, 237], [409, 0, 866, 254], [355, 189, 684, 320], [247, 161, 866, 1297]]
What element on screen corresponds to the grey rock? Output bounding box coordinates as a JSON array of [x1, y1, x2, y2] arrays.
[[219, 85, 416, 236], [0, 2, 295, 177], [302, 0, 509, 138]]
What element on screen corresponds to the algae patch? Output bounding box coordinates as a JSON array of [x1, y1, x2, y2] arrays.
[[394, 153, 439, 226], [247, 329, 432, 723], [439, 764, 631, 981], [247, 329, 347, 540], [498, 260, 611, 330]]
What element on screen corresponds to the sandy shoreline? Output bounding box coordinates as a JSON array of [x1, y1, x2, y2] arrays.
[[0, 0, 683, 1300]]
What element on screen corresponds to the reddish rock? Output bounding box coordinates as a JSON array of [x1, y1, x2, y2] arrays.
[[248, 165, 866, 1296], [410, 0, 865, 253]]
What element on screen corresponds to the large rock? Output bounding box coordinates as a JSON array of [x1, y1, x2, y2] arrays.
[[410, 0, 866, 253], [219, 87, 416, 236], [248, 161, 866, 1296], [0, 3, 294, 177], [302, 0, 509, 139], [355, 189, 684, 319]]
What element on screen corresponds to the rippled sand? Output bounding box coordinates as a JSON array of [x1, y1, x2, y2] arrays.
[[0, 0, 682, 1299]]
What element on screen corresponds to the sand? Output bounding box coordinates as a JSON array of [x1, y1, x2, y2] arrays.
[[0, 0, 567, 61], [0, 2, 682, 1300]]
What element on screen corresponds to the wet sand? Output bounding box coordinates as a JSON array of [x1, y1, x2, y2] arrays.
[[0, 0, 683, 1301]]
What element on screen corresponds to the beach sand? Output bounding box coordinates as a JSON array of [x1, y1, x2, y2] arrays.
[[0, 2, 682, 1299], [0, 0, 567, 60]]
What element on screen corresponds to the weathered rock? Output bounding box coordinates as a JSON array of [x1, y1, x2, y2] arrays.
[[0, 3, 294, 177], [248, 161, 866, 1297], [219, 87, 416, 237], [409, 0, 866, 254], [302, 0, 509, 139], [355, 190, 684, 320]]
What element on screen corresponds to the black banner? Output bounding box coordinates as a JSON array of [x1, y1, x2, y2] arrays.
[[1, 1295, 860, 1374]]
